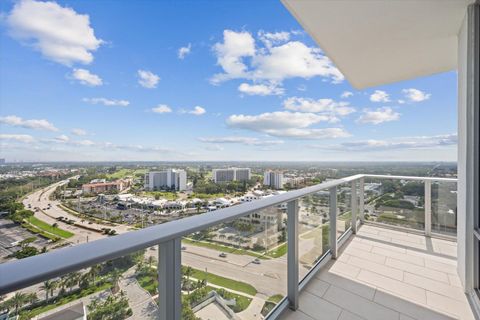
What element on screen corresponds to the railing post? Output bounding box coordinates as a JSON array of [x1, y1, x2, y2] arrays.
[[287, 199, 299, 310], [425, 180, 432, 237], [329, 187, 338, 259], [158, 239, 181, 320], [359, 178, 365, 223], [351, 181, 358, 234]]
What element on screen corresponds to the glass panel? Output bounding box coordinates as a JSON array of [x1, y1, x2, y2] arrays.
[[1, 248, 151, 320], [182, 204, 287, 319], [431, 181, 457, 236], [364, 178, 425, 231], [298, 191, 330, 281], [337, 183, 352, 239]]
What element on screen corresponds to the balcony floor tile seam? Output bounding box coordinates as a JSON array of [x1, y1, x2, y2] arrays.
[[321, 283, 403, 320], [402, 272, 467, 303], [384, 257, 451, 284], [346, 255, 405, 282], [370, 247, 425, 267], [314, 270, 378, 301], [405, 249, 457, 265], [343, 246, 387, 265]]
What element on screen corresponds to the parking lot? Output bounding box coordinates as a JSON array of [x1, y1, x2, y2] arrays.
[[0, 218, 50, 262]]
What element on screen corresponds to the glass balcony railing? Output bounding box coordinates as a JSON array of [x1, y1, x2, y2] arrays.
[[0, 174, 457, 320]]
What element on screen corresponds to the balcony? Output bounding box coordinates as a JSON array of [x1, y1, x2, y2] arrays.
[[281, 224, 472, 320], [0, 174, 467, 320]]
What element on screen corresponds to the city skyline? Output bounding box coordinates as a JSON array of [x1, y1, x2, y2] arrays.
[[0, 0, 458, 162]]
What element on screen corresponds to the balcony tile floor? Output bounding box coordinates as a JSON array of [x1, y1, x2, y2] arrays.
[[281, 224, 475, 320]]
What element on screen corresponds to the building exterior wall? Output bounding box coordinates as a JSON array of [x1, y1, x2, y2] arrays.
[[145, 169, 187, 191], [263, 171, 284, 189], [213, 168, 250, 183]]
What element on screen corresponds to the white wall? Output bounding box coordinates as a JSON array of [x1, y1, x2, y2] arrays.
[[457, 3, 479, 294], [457, 6, 468, 291]]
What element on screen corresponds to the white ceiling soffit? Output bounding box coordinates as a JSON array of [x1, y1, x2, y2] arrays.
[[281, 0, 474, 89]]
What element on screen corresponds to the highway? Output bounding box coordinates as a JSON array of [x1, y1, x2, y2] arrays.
[[22, 179, 132, 244]]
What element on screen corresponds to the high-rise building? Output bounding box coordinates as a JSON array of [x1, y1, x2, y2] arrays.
[[145, 169, 187, 191], [264, 171, 284, 189], [212, 168, 251, 183]]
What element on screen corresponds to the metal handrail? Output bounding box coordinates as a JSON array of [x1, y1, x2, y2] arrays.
[[0, 173, 458, 296]]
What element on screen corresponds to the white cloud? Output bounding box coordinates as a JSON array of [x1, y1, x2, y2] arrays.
[[369, 90, 390, 102], [0, 134, 35, 143], [205, 144, 224, 151], [211, 30, 343, 85], [331, 134, 457, 151], [252, 41, 343, 83], [0, 115, 58, 131], [263, 128, 350, 139], [238, 82, 284, 96], [5, 0, 103, 66], [398, 99, 406, 104], [227, 111, 329, 130], [341, 91, 353, 98], [71, 68, 102, 86], [257, 30, 290, 47], [54, 134, 69, 142], [83, 97, 129, 107], [71, 128, 87, 136], [137, 70, 160, 88], [188, 106, 206, 116], [199, 136, 284, 146], [73, 139, 95, 146], [178, 43, 191, 59], [283, 97, 355, 118], [357, 107, 400, 125], [402, 88, 431, 102], [226, 111, 349, 139], [152, 104, 172, 114], [211, 30, 256, 83]]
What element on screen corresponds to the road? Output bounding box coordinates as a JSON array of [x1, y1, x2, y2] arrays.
[[145, 241, 313, 299], [22, 179, 132, 244], [17, 179, 331, 319]]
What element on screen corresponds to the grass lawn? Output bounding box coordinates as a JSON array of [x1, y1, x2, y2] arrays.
[[182, 238, 267, 259], [26, 216, 74, 238], [189, 267, 257, 296], [106, 168, 148, 180], [136, 273, 157, 295], [268, 294, 284, 303], [265, 242, 287, 258], [204, 286, 252, 313], [144, 191, 178, 200], [188, 192, 225, 200], [19, 282, 111, 319], [20, 222, 60, 242]]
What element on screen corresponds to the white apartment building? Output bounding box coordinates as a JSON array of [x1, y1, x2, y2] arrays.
[[264, 171, 284, 189], [144, 169, 187, 191], [212, 168, 251, 183]]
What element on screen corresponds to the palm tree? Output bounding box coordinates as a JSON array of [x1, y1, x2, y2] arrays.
[[41, 280, 55, 302], [184, 266, 193, 295], [110, 270, 123, 294], [10, 292, 28, 315], [65, 272, 81, 292], [26, 292, 38, 305], [89, 264, 102, 286], [147, 256, 156, 269]]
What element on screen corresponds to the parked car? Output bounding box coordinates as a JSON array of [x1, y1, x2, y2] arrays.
[[252, 258, 261, 264], [219, 252, 227, 258]]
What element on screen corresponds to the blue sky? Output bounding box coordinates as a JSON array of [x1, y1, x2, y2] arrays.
[[0, 0, 457, 162]]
